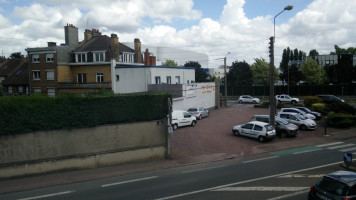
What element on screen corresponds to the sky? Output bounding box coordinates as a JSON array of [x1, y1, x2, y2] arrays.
[[0, 0, 355, 68]]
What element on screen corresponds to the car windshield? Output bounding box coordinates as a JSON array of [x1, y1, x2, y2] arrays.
[[276, 117, 289, 125], [285, 95, 291, 99], [316, 176, 350, 196], [300, 107, 311, 112], [295, 114, 306, 120], [265, 125, 274, 131], [188, 108, 198, 112]]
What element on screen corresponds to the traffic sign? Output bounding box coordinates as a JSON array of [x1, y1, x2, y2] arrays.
[[344, 152, 352, 168]]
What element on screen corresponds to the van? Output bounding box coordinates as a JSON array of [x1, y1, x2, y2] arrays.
[[172, 110, 197, 130]]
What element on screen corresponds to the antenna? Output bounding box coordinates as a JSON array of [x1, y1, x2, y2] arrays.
[[86, 18, 89, 29]]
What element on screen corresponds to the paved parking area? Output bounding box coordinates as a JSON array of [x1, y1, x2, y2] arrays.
[[172, 103, 344, 164]]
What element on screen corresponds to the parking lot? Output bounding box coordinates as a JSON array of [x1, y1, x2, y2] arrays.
[[172, 103, 342, 164]]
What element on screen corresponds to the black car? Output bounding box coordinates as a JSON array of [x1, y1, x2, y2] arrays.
[[309, 170, 356, 200], [250, 115, 299, 138], [317, 95, 345, 104], [294, 106, 322, 120]]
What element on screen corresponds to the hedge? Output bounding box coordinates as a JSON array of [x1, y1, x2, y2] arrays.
[[327, 112, 356, 128], [304, 96, 323, 107], [0, 93, 171, 135]]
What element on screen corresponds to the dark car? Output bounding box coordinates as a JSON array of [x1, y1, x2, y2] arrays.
[[250, 115, 298, 138], [294, 106, 322, 120], [309, 170, 356, 200], [317, 94, 345, 104]]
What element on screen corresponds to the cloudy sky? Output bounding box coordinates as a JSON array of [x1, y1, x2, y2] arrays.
[[0, 0, 355, 68]]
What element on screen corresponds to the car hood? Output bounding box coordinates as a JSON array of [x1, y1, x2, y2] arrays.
[[286, 123, 298, 130], [306, 119, 316, 125]]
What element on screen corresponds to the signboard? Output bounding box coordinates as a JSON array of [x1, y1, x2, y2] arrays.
[[344, 152, 352, 168]]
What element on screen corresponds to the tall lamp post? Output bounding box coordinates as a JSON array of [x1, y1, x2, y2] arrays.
[[269, 5, 293, 127], [224, 52, 230, 104]]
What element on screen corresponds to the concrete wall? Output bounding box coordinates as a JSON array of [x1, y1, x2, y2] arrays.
[[0, 120, 168, 178], [173, 82, 217, 110]]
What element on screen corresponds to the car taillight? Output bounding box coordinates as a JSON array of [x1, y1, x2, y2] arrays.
[[265, 132, 268, 136], [342, 198, 350, 200], [310, 185, 314, 192], [195, 112, 199, 114], [249, 119, 251, 122]]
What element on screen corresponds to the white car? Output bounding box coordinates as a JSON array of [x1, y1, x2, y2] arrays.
[[232, 121, 276, 142], [279, 108, 316, 120], [238, 95, 260, 104], [275, 94, 299, 104], [171, 110, 197, 130], [277, 112, 317, 130]]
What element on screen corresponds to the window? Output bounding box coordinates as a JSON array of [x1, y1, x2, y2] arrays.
[[155, 76, 161, 84], [116, 75, 120, 82], [77, 73, 87, 83], [32, 70, 40, 80], [94, 52, 105, 62], [175, 76, 180, 84], [242, 123, 253, 129], [18, 86, 23, 93], [32, 54, 40, 63], [76, 53, 87, 62], [47, 88, 55, 97], [253, 125, 263, 131], [46, 70, 54, 80], [8, 86, 12, 94], [166, 76, 171, 84], [46, 54, 54, 62], [122, 53, 134, 63], [33, 87, 41, 94], [96, 73, 104, 83]]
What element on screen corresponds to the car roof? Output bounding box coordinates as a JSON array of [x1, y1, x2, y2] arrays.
[[326, 171, 356, 186], [279, 112, 298, 116], [249, 121, 269, 126]]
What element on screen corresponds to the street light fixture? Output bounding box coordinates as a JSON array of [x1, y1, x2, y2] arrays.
[[269, 5, 293, 127], [224, 52, 230, 105]]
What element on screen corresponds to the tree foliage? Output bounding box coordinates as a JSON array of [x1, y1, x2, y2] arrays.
[[330, 45, 356, 55], [308, 49, 319, 60], [227, 60, 252, 86], [162, 59, 178, 67], [301, 59, 327, 86], [279, 47, 306, 85], [250, 58, 278, 86], [184, 61, 208, 82], [9, 52, 22, 59]]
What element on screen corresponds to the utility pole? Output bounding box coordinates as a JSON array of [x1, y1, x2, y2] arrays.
[[269, 36, 275, 127], [224, 56, 227, 104]]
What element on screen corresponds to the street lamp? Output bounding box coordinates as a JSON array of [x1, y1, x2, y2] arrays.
[[224, 52, 230, 105], [269, 5, 293, 127]]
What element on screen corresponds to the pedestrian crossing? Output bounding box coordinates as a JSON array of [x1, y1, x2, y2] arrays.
[[316, 141, 356, 154]]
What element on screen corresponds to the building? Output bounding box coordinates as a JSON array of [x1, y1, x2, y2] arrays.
[[308, 54, 356, 67], [0, 58, 29, 95], [203, 67, 229, 79]]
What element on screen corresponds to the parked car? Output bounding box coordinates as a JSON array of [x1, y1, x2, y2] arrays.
[[275, 94, 299, 104], [250, 115, 298, 138], [279, 108, 316, 120], [277, 112, 317, 130], [232, 121, 276, 142], [172, 110, 197, 130], [187, 107, 209, 120], [238, 95, 260, 104], [294, 106, 322, 120], [308, 170, 356, 200], [317, 94, 345, 104]]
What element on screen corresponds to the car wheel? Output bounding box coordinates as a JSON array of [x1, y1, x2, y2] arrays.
[[198, 115, 202, 120], [278, 100, 282, 104], [253, 100, 257, 104], [233, 130, 240, 136], [258, 136, 265, 143], [173, 124, 178, 130], [300, 124, 307, 131], [191, 121, 196, 127], [291, 100, 296, 104], [238, 100, 243, 104], [280, 130, 287, 138]]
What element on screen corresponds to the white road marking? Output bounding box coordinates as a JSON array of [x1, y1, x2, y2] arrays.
[[101, 176, 158, 188], [18, 191, 74, 200], [181, 165, 226, 174], [267, 189, 310, 200], [212, 186, 309, 192], [243, 156, 279, 163], [278, 174, 324, 178], [155, 161, 342, 200], [316, 142, 344, 147], [293, 148, 321, 154], [340, 146, 356, 152], [327, 143, 355, 149]]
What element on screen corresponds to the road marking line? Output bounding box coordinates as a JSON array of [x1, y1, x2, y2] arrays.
[[267, 189, 310, 200], [293, 148, 321, 154], [316, 142, 344, 147], [212, 186, 309, 192], [101, 176, 158, 188], [154, 161, 342, 200], [327, 144, 355, 149], [340, 146, 356, 152], [243, 156, 278, 163], [181, 165, 226, 174], [278, 174, 324, 178], [18, 191, 74, 200]]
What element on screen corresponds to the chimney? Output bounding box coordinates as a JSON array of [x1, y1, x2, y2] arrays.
[[84, 29, 92, 41], [47, 42, 56, 47], [111, 34, 120, 61], [144, 49, 156, 66], [134, 38, 143, 63], [64, 23, 78, 47]]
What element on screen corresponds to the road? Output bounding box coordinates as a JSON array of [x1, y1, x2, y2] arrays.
[[2, 138, 356, 200]]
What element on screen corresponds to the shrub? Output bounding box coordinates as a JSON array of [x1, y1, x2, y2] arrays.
[[327, 112, 356, 128], [304, 96, 322, 107], [312, 103, 327, 115], [327, 102, 356, 115]]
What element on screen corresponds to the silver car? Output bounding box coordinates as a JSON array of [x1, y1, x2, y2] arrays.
[[277, 112, 317, 130], [279, 108, 316, 120], [238, 95, 260, 104], [187, 107, 209, 120]]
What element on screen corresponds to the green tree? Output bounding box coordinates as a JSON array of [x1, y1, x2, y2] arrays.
[[330, 45, 356, 55], [9, 52, 22, 59], [279, 47, 306, 85], [161, 59, 178, 67], [301, 59, 327, 85], [184, 61, 208, 82], [227, 60, 252, 86], [250, 58, 278, 86], [308, 49, 319, 60]]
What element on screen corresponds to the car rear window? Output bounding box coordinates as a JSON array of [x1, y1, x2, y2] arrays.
[[188, 108, 198, 112], [264, 125, 274, 131], [316, 176, 350, 196]]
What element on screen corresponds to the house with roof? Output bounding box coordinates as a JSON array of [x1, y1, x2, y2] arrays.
[[0, 58, 29, 95]]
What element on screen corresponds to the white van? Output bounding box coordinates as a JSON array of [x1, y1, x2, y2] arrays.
[[171, 110, 197, 130]]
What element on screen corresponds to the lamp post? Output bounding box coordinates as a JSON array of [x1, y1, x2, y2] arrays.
[[224, 52, 230, 104], [269, 5, 293, 127]]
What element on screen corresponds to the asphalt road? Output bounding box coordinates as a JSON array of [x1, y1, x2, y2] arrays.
[[3, 138, 356, 200]]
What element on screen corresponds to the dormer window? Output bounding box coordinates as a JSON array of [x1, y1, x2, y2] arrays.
[[76, 53, 87, 63], [93, 51, 105, 62], [121, 52, 135, 63]]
